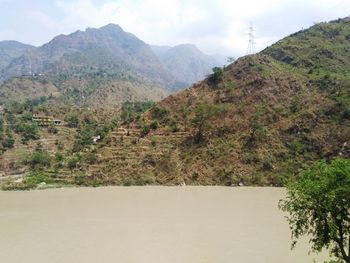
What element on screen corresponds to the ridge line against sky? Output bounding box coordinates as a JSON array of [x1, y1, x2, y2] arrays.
[[0, 0, 349, 57]]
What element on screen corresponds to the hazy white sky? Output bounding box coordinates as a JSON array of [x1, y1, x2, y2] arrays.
[[0, 0, 349, 56]]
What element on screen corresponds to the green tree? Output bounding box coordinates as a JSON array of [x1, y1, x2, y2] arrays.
[[28, 151, 51, 169], [191, 104, 228, 144], [279, 158, 350, 263], [210, 67, 224, 83], [2, 133, 15, 149], [120, 101, 155, 124], [65, 114, 79, 128]]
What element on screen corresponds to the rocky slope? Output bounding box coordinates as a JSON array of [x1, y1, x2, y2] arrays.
[[0, 41, 34, 77]]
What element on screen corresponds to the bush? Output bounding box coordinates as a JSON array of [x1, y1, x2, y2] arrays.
[[67, 157, 79, 170], [122, 173, 156, 186], [150, 106, 169, 121], [84, 152, 97, 164], [210, 67, 224, 83], [27, 151, 51, 169], [48, 125, 58, 134], [140, 125, 150, 137], [73, 125, 94, 152], [13, 121, 39, 143], [3, 137, 15, 149], [149, 121, 158, 130], [22, 171, 56, 188], [65, 114, 79, 128], [120, 101, 155, 123]]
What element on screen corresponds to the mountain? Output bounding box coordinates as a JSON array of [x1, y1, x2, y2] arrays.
[[74, 17, 349, 186], [0, 24, 186, 106], [1, 17, 350, 189], [0, 25, 228, 107], [0, 40, 34, 72], [151, 44, 223, 85], [2, 24, 177, 87]]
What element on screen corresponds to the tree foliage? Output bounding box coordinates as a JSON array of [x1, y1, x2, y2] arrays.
[[210, 67, 224, 83], [120, 100, 155, 124], [65, 114, 79, 128], [279, 158, 350, 263], [191, 104, 228, 144]]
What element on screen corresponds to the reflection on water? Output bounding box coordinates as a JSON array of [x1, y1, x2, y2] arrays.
[[0, 187, 328, 263]]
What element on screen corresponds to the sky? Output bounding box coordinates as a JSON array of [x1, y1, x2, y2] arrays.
[[0, 0, 349, 57]]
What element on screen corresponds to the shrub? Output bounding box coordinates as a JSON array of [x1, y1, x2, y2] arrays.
[[27, 151, 51, 169], [210, 67, 224, 83], [48, 125, 58, 134], [140, 125, 150, 137], [67, 157, 79, 170], [84, 152, 97, 164], [3, 137, 15, 149], [65, 114, 79, 128], [120, 101, 155, 123], [122, 173, 156, 186], [149, 121, 158, 130], [22, 171, 55, 188], [150, 106, 169, 122]]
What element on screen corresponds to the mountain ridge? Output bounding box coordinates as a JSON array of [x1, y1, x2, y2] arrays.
[[0, 24, 224, 106], [151, 43, 223, 84]]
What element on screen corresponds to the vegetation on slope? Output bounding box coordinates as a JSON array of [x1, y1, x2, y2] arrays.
[[1, 18, 350, 189]]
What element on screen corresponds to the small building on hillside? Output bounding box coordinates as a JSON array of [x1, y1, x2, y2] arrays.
[[32, 115, 62, 126]]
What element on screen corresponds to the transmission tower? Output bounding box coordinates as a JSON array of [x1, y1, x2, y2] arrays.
[[246, 24, 256, 55]]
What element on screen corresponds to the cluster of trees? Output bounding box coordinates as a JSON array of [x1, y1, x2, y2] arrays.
[[0, 98, 50, 153], [5, 97, 47, 114], [120, 100, 155, 124], [71, 112, 117, 152]]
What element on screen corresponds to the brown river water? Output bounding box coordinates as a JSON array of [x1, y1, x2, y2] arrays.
[[0, 187, 329, 263]]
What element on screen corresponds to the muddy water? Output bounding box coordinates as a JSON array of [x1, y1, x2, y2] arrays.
[[0, 187, 329, 263]]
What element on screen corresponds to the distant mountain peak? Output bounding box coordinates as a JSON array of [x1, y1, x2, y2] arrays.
[[99, 23, 124, 32], [174, 43, 198, 50]]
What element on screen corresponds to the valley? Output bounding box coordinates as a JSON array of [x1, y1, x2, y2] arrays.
[[0, 18, 349, 190]]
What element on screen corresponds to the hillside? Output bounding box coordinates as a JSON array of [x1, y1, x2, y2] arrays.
[[1, 17, 349, 189], [78, 17, 349, 186], [152, 44, 222, 85], [0, 41, 34, 78]]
